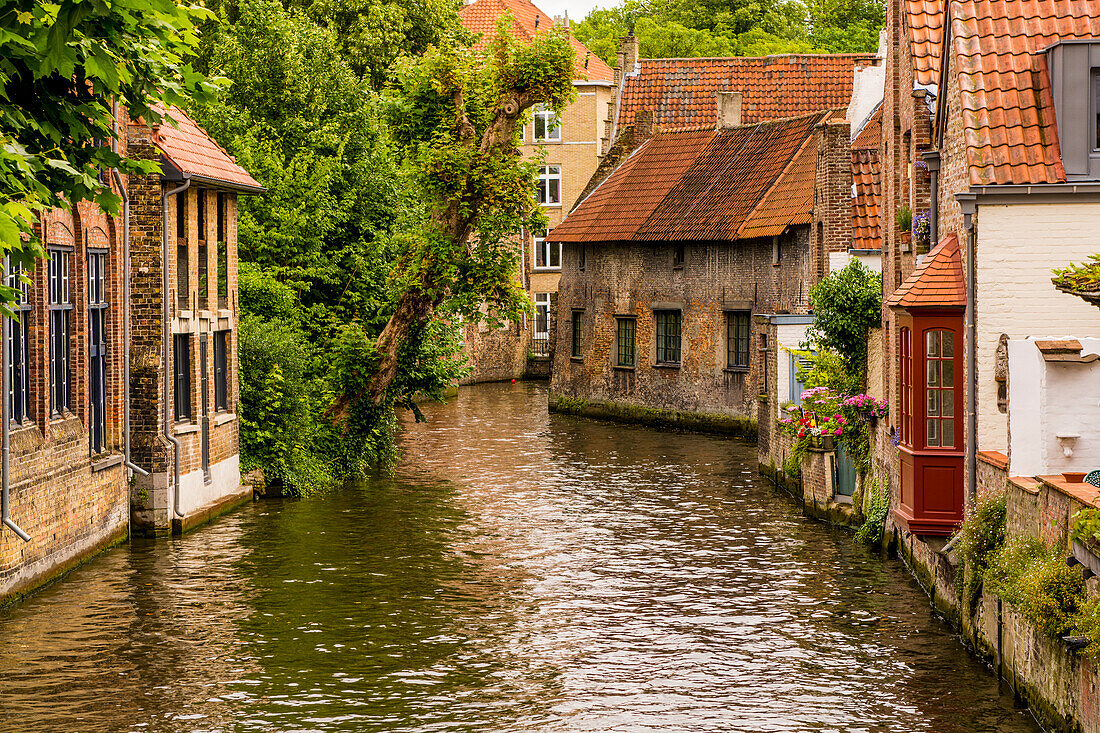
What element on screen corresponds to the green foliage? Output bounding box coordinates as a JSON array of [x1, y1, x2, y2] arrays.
[[782, 437, 808, 480], [895, 204, 913, 232], [1071, 596, 1100, 661], [574, 0, 881, 65], [790, 346, 861, 396], [1053, 254, 1100, 293], [954, 489, 1007, 611], [0, 0, 219, 305], [1071, 507, 1100, 547], [984, 537, 1084, 638], [855, 473, 888, 545], [807, 260, 882, 377]]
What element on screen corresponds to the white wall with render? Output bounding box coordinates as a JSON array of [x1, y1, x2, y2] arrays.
[[776, 320, 812, 408], [975, 202, 1100, 450], [829, 249, 881, 274], [847, 30, 886, 137], [178, 453, 244, 517], [1008, 337, 1100, 478]]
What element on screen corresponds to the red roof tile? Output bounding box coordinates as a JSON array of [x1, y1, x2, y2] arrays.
[[459, 0, 614, 82], [851, 105, 882, 150], [152, 107, 263, 192], [908, 0, 946, 87], [852, 148, 882, 250], [887, 233, 967, 308], [948, 0, 1100, 185], [616, 55, 877, 130], [547, 112, 827, 244]]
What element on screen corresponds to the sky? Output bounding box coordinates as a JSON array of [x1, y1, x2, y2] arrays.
[[536, 0, 618, 23]]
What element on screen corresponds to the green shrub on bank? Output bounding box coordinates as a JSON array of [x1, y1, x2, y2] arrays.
[[984, 537, 1084, 638], [1071, 507, 1100, 547], [954, 489, 1007, 611], [855, 473, 888, 545]]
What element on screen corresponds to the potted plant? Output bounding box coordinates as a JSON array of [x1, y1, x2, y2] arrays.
[[912, 211, 931, 254], [843, 393, 889, 427], [896, 205, 913, 252]]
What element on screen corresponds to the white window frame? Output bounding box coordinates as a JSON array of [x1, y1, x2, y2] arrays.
[[534, 292, 551, 340], [537, 165, 561, 206], [533, 230, 560, 270], [533, 105, 561, 142]]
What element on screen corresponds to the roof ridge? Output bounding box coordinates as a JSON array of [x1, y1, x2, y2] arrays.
[[639, 53, 879, 62]]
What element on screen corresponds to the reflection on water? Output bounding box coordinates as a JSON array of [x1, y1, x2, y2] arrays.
[[0, 382, 1037, 732]]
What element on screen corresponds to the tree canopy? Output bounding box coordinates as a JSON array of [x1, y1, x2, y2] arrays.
[[0, 0, 219, 304]]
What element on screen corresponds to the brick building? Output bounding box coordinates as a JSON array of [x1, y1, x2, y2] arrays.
[[547, 109, 853, 427], [0, 107, 262, 603], [457, 0, 614, 382]]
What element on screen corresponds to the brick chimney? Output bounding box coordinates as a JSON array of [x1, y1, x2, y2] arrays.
[[717, 91, 742, 128], [616, 33, 639, 77]]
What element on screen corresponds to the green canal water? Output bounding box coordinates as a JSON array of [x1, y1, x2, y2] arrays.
[[0, 383, 1038, 732]]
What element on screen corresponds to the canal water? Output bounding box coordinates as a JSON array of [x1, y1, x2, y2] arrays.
[[0, 383, 1038, 732]]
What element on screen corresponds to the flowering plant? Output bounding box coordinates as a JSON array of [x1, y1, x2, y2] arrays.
[[912, 211, 931, 252], [843, 393, 889, 419]]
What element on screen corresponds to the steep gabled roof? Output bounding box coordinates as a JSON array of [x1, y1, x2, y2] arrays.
[[546, 111, 827, 244], [907, 0, 945, 87], [459, 0, 614, 82], [616, 55, 877, 131], [152, 107, 264, 193], [887, 234, 966, 308], [948, 0, 1100, 186], [851, 107, 882, 251]]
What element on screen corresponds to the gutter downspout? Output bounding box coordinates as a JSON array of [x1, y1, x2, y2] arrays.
[[163, 178, 190, 519], [2, 257, 30, 541], [111, 101, 148, 479], [923, 150, 941, 244], [958, 192, 978, 502]]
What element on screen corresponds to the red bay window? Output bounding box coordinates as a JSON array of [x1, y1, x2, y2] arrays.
[[888, 235, 967, 536]]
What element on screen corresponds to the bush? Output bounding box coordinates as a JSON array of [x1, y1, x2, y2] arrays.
[[953, 489, 1007, 610], [855, 473, 889, 545], [1071, 507, 1100, 547], [1072, 596, 1100, 661], [807, 260, 882, 377], [984, 537, 1084, 638], [791, 346, 861, 396]]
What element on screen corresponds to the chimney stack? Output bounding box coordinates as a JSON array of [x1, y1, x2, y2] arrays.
[[616, 33, 639, 77], [717, 91, 742, 128]]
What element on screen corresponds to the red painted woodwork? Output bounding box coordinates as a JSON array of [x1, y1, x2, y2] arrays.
[[893, 309, 965, 536]]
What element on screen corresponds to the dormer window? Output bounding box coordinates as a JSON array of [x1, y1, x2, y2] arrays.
[[1048, 41, 1100, 180]]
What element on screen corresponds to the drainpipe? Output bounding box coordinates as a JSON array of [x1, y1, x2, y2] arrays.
[[163, 178, 190, 518], [958, 192, 978, 502], [111, 100, 148, 479], [2, 256, 30, 541], [922, 150, 941, 244]]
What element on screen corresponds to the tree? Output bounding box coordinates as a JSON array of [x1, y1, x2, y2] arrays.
[[0, 0, 217, 304], [806, 260, 882, 377], [347, 21, 577, 409]]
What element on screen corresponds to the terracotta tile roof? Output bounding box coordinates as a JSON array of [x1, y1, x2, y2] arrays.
[[851, 105, 881, 150], [948, 0, 1100, 185], [547, 111, 827, 244], [907, 0, 945, 87], [459, 0, 614, 82], [616, 54, 877, 131], [152, 107, 264, 192], [852, 148, 882, 250], [887, 233, 967, 308]]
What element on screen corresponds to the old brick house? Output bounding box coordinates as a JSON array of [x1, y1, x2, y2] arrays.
[[458, 0, 614, 382], [547, 109, 853, 427], [0, 107, 261, 603]]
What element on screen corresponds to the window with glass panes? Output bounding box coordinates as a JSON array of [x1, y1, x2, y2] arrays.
[[217, 192, 228, 308], [214, 331, 229, 412], [616, 317, 635, 367], [534, 293, 550, 339], [726, 311, 750, 369], [924, 329, 956, 447], [533, 230, 560, 269], [48, 247, 72, 415], [176, 191, 188, 310], [533, 105, 561, 142], [537, 166, 561, 205], [8, 262, 30, 424], [88, 251, 108, 453], [197, 189, 208, 304], [571, 310, 583, 358], [900, 327, 913, 445], [174, 334, 191, 421], [655, 310, 681, 364]]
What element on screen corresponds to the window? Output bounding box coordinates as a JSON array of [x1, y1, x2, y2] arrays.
[[673, 244, 685, 268], [924, 329, 955, 448], [8, 263, 30, 424], [48, 248, 72, 416], [616, 317, 636, 367], [176, 190, 186, 240], [533, 105, 561, 142], [177, 191, 188, 310], [537, 165, 561, 205], [88, 251, 108, 453], [198, 243, 208, 304], [571, 310, 583, 359], [534, 230, 560, 270], [579, 245, 586, 271], [173, 334, 191, 422], [214, 331, 229, 412], [655, 310, 681, 364], [726, 311, 750, 369], [772, 237, 780, 266], [1095, 70, 1100, 150], [217, 192, 228, 309], [197, 189, 206, 240], [900, 327, 912, 445], [534, 293, 550, 340], [217, 191, 225, 242]]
